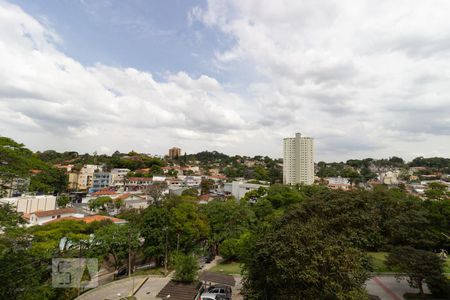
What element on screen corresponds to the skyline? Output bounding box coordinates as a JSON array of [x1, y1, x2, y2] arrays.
[[1, 0, 450, 161]]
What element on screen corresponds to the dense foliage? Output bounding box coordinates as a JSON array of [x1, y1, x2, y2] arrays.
[[1, 136, 450, 299]]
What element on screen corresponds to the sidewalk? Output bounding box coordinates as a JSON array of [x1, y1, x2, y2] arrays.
[[76, 276, 148, 300]]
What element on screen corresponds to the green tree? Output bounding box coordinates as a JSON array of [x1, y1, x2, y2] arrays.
[[202, 199, 255, 254], [200, 179, 214, 195], [241, 210, 371, 299], [386, 247, 449, 297], [170, 201, 209, 252], [57, 195, 71, 208], [140, 205, 172, 265], [220, 237, 243, 261], [144, 181, 168, 204], [425, 182, 450, 201], [91, 223, 140, 270], [88, 196, 113, 212], [181, 188, 199, 197], [172, 252, 198, 282]]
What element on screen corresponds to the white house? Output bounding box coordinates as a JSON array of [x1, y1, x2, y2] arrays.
[[27, 208, 83, 226], [224, 181, 269, 200], [380, 170, 400, 185]]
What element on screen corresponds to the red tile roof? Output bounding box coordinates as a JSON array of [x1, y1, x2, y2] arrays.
[[45, 215, 126, 224], [82, 215, 126, 224], [33, 208, 77, 218], [92, 190, 117, 196], [45, 216, 80, 224], [114, 193, 131, 201], [199, 194, 212, 201]]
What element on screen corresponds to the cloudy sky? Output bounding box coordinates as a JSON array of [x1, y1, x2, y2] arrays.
[[1, 0, 449, 161]]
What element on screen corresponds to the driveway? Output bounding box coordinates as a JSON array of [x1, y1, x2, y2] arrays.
[[133, 277, 171, 300], [366, 276, 429, 300]]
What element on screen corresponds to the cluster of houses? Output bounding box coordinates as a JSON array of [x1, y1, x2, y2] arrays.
[[0, 159, 271, 226], [0, 194, 126, 226], [322, 168, 450, 197]]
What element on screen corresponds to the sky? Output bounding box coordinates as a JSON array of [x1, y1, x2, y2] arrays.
[[0, 0, 449, 162]]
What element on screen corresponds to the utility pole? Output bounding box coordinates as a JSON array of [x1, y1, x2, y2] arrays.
[[128, 226, 132, 279], [164, 226, 168, 275]]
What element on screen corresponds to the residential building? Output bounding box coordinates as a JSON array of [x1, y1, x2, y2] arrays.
[[92, 172, 112, 191], [223, 181, 268, 200], [110, 168, 130, 187], [78, 164, 102, 190], [283, 132, 314, 185], [168, 147, 181, 159], [115, 193, 149, 210], [0, 195, 56, 214], [126, 177, 153, 190], [68, 172, 79, 190]]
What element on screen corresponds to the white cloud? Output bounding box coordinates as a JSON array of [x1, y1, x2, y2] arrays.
[[0, 1, 255, 156], [0, 0, 449, 161], [189, 0, 450, 160]]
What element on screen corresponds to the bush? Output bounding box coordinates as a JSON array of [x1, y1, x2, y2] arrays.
[[220, 238, 241, 261], [173, 253, 198, 283], [427, 275, 450, 299]]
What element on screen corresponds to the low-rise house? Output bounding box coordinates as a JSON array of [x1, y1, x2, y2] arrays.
[[380, 170, 400, 185], [126, 177, 152, 191], [27, 208, 82, 226], [223, 181, 269, 200], [183, 176, 202, 187], [207, 175, 227, 182], [167, 178, 183, 188], [115, 193, 148, 210], [326, 177, 352, 190], [152, 176, 166, 182]]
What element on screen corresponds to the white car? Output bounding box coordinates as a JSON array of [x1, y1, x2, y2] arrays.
[[199, 292, 217, 300]]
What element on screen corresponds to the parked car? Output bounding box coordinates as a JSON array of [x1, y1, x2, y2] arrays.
[[198, 257, 206, 269], [205, 252, 215, 263], [115, 266, 128, 278], [200, 292, 217, 300], [200, 292, 231, 300], [206, 285, 232, 299]]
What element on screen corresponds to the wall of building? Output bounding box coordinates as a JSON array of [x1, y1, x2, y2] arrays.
[[0, 195, 57, 214]]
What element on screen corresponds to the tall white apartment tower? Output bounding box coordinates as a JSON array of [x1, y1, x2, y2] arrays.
[[283, 133, 314, 185]]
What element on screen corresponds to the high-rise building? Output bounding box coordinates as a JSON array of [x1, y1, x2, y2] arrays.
[[168, 147, 181, 159], [283, 133, 314, 185]]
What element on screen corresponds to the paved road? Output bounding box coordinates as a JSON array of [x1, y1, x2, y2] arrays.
[[366, 276, 429, 300], [80, 263, 423, 300], [76, 276, 149, 300]]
